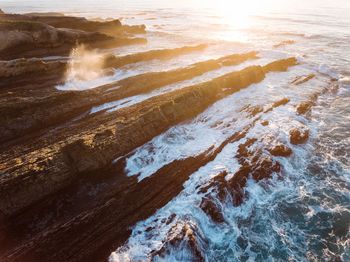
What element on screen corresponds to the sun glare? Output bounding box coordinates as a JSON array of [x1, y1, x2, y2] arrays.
[[216, 0, 263, 29], [204, 0, 268, 42]]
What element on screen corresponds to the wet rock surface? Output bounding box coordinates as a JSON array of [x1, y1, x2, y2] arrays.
[[296, 101, 314, 115], [0, 57, 296, 261], [151, 221, 208, 261], [290, 128, 310, 145], [200, 197, 225, 223], [269, 144, 293, 157], [0, 44, 211, 143], [0, 61, 274, 216], [0, 58, 65, 79], [0, 13, 146, 60]]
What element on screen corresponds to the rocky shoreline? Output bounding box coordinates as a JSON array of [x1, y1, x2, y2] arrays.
[[0, 10, 317, 262]]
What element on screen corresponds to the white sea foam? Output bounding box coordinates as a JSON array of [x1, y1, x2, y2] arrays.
[[109, 61, 343, 261], [122, 65, 328, 182]]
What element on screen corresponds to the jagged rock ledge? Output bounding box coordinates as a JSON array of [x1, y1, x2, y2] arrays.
[[0, 44, 209, 146], [0, 57, 297, 262], [0, 57, 297, 216], [0, 11, 147, 60], [0, 49, 254, 144], [0, 44, 208, 87]]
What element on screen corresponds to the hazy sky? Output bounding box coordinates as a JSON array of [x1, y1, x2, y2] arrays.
[[2, 0, 350, 15]]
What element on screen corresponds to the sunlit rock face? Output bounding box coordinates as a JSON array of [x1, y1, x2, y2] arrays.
[[289, 128, 310, 145]]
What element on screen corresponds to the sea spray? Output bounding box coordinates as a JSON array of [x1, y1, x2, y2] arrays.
[[65, 44, 106, 82], [56, 44, 114, 90]]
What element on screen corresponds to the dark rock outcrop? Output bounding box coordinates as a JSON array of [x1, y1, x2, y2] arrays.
[[199, 136, 282, 208], [269, 144, 293, 157], [290, 128, 310, 144], [234, 138, 281, 193], [0, 44, 208, 88], [296, 101, 313, 115], [0, 14, 146, 60], [261, 120, 269, 126], [0, 65, 264, 216], [272, 98, 290, 108], [200, 197, 225, 223], [1, 47, 256, 144], [0, 12, 146, 36], [199, 99, 293, 214], [0, 58, 66, 79], [0, 8, 305, 262], [0, 58, 296, 262], [241, 104, 264, 117], [31, 15, 146, 36], [152, 221, 207, 261], [263, 57, 297, 72], [104, 44, 208, 68], [0, 58, 297, 217]]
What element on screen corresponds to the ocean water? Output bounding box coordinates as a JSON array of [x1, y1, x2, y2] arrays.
[[2, 0, 350, 261]]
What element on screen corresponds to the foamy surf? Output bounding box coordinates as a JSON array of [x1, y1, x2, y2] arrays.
[[110, 70, 348, 261], [122, 64, 327, 182]]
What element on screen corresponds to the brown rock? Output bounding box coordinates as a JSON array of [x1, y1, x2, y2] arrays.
[[290, 128, 309, 144], [0, 62, 269, 216], [296, 101, 313, 115], [0, 95, 297, 262], [251, 158, 281, 181], [242, 104, 263, 117], [263, 57, 297, 72], [261, 120, 269, 126], [227, 133, 284, 204], [200, 198, 225, 223], [0, 45, 219, 143], [24, 12, 65, 17], [0, 59, 297, 262], [264, 98, 290, 114], [272, 98, 290, 108], [104, 44, 208, 68], [62, 137, 112, 174], [0, 58, 65, 79], [269, 144, 293, 157], [152, 221, 207, 261], [0, 16, 146, 60], [0, 12, 146, 36]]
